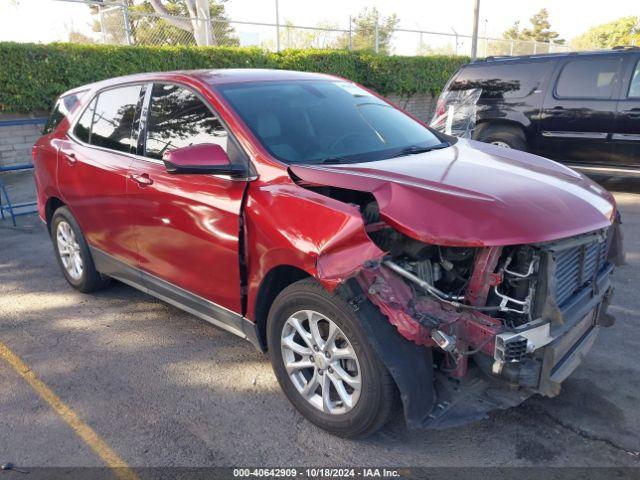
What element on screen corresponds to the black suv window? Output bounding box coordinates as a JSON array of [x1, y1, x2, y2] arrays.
[[90, 85, 143, 153], [43, 92, 83, 134], [145, 84, 229, 160], [629, 59, 640, 98], [556, 57, 620, 99], [450, 61, 549, 99]]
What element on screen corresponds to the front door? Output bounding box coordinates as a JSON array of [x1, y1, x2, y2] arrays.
[[127, 83, 248, 315], [58, 84, 145, 268], [537, 54, 624, 167], [612, 54, 640, 168]]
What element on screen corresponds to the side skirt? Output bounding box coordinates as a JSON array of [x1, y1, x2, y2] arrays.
[[90, 247, 264, 351]]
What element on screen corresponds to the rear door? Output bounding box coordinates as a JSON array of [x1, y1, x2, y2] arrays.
[[612, 54, 640, 168], [127, 82, 248, 314], [537, 54, 625, 166], [58, 84, 145, 269]]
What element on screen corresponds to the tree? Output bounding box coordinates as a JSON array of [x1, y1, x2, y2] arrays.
[[91, 0, 238, 46], [337, 7, 400, 54], [571, 16, 640, 50], [280, 20, 341, 50], [501, 8, 564, 45]]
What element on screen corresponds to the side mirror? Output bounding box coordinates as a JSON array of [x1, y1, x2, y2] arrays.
[[162, 143, 246, 177]]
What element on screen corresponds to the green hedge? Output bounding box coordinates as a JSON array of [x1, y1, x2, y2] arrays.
[[0, 42, 468, 113]]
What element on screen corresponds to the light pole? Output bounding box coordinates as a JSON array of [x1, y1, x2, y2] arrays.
[[470, 0, 480, 60]]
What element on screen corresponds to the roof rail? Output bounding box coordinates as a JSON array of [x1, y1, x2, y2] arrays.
[[476, 47, 639, 63], [611, 45, 640, 50]]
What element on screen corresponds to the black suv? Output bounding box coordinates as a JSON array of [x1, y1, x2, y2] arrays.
[[432, 47, 640, 174]]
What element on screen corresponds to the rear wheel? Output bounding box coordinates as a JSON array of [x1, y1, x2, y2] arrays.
[[267, 279, 396, 437], [51, 207, 110, 293], [476, 124, 528, 151]]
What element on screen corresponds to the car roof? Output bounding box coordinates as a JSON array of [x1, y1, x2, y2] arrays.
[[472, 46, 640, 65], [58, 68, 340, 99]]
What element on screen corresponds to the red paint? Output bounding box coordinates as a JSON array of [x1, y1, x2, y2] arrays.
[[33, 69, 616, 354], [289, 139, 616, 247], [162, 143, 230, 168]]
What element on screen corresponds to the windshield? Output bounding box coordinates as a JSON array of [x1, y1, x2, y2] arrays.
[[216, 80, 449, 165]]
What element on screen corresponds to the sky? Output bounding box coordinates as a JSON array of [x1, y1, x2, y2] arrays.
[[0, 0, 637, 48]]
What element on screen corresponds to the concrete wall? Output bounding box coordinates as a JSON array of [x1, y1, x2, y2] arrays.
[[0, 93, 435, 169], [0, 115, 45, 169]]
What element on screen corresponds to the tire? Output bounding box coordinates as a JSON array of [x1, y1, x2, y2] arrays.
[[476, 124, 528, 151], [267, 278, 397, 438], [50, 206, 110, 293]]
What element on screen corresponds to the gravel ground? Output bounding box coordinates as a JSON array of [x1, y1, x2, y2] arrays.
[[0, 171, 639, 469]]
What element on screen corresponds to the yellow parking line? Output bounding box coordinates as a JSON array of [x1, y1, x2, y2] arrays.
[[0, 341, 139, 480]]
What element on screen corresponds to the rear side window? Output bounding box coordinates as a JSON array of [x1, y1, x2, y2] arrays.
[[555, 58, 620, 99], [90, 85, 143, 153], [43, 92, 83, 134], [73, 97, 96, 144], [145, 84, 229, 160], [449, 62, 549, 99]]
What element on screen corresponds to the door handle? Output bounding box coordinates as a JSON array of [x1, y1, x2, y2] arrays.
[[549, 106, 565, 115], [64, 152, 77, 165], [129, 173, 153, 187], [622, 108, 640, 117]]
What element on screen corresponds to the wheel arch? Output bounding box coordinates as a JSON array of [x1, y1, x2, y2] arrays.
[[473, 118, 533, 146], [253, 264, 312, 350], [45, 196, 66, 232]]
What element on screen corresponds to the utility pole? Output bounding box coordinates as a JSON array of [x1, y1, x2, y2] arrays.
[[470, 0, 480, 60], [275, 0, 280, 52]]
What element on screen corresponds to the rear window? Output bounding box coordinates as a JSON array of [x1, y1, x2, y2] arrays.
[[555, 57, 621, 99], [43, 92, 84, 134], [449, 61, 549, 99]]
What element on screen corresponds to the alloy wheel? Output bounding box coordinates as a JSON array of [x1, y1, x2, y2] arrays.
[[56, 220, 84, 281], [280, 310, 362, 415]]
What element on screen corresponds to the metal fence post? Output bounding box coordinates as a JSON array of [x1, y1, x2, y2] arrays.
[[275, 0, 280, 52], [121, 3, 133, 45], [348, 16, 352, 50], [374, 21, 379, 53], [510, 40, 514, 55], [533, 42, 537, 54]]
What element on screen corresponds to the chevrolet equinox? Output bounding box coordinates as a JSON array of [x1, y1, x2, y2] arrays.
[[34, 69, 623, 437]]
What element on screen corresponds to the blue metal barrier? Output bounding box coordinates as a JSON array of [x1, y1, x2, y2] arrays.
[[0, 117, 46, 226]]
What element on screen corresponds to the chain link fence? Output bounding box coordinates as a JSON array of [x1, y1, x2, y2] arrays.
[[72, 1, 570, 57]]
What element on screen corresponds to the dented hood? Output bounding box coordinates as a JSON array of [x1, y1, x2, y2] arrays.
[[289, 139, 616, 247]]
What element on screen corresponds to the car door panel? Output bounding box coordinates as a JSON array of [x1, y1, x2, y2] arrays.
[[612, 54, 640, 168], [537, 55, 624, 166], [58, 85, 144, 266], [128, 83, 246, 314]]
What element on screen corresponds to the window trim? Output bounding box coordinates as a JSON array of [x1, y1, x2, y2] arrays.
[[553, 56, 624, 101]]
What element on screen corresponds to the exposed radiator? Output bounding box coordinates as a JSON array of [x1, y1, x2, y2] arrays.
[[553, 230, 611, 308]]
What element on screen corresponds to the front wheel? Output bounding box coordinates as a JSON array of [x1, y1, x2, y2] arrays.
[[267, 279, 396, 437], [476, 124, 528, 151]]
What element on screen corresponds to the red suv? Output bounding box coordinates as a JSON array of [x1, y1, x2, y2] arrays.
[[34, 69, 622, 437]]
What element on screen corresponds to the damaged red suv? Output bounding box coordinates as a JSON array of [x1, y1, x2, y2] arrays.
[[34, 69, 623, 437]]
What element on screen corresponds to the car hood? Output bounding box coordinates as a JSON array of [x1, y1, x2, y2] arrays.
[[289, 139, 616, 247]]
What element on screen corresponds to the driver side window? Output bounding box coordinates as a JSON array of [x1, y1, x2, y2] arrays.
[[145, 83, 229, 160]]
